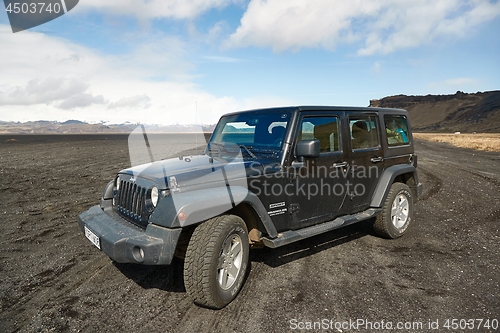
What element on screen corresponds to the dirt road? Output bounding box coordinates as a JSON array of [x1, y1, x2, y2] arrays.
[[0, 135, 499, 333]]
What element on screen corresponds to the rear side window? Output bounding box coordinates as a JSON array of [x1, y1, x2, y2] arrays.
[[384, 115, 410, 146]]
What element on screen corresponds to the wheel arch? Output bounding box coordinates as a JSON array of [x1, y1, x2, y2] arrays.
[[149, 186, 278, 238], [226, 202, 270, 246], [370, 164, 418, 208]]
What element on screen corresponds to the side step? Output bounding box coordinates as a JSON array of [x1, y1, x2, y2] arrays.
[[261, 208, 381, 248]]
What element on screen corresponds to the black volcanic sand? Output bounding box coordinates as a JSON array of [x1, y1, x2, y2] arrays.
[[0, 135, 499, 332]]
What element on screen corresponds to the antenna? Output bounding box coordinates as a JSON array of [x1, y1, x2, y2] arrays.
[[195, 101, 198, 153]]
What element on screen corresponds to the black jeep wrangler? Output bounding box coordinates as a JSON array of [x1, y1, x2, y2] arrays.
[[77, 106, 422, 309]]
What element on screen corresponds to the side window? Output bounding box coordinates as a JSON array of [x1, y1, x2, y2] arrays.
[[384, 115, 410, 146], [350, 115, 380, 150], [300, 116, 341, 153]]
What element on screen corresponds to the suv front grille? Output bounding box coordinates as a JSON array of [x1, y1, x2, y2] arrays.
[[115, 179, 149, 228]]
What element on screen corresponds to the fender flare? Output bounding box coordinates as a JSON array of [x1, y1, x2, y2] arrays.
[[102, 180, 114, 200], [149, 186, 278, 238], [370, 164, 418, 208]]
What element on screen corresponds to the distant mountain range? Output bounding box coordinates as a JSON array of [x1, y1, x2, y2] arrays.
[[0, 120, 216, 134], [370, 90, 500, 132], [1, 90, 499, 134]]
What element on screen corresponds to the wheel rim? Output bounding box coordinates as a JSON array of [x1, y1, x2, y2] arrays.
[[217, 234, 243, 290], [391, 193, 409, 229]]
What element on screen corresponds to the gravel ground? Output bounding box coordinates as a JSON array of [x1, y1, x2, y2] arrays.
[[0, 135, 499, 333]]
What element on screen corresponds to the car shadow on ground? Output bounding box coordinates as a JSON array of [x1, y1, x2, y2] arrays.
[[250, 219, 375, 268], [111, 219, 376, 293], [113, 257, 187, 293]]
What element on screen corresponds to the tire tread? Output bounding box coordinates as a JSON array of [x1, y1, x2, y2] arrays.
[[184, 215, 247, 309], [373, 182, 413, 239]]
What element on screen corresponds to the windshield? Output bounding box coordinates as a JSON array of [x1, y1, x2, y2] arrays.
[[207, 110, 291, 158]]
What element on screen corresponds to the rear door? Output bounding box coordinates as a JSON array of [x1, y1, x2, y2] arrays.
[[347, 113, 384, 212]]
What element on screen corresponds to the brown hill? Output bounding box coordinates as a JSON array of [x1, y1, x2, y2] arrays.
[[370, 90, 500, 132]]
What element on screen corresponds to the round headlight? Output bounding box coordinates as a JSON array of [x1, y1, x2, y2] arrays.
[[151, 186, 159, 207]]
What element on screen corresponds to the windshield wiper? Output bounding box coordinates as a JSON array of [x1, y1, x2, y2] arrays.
[[239, 144, 257, 159], [209, 142, 257, 159]]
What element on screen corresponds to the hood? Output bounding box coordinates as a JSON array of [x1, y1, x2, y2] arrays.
[[119, 154, 279, 190]]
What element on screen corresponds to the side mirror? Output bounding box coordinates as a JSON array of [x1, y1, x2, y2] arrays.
[[296, 139, 320, 158]]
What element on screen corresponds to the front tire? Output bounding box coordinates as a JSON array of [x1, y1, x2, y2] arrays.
[[184, 215, 249, 309], [374, 182, 413, 239]]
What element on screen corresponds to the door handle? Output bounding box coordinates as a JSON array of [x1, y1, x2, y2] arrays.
[[371, 157, 383, 163], [332, 162, 348, 168]]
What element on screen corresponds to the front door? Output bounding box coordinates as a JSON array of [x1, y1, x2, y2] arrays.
[[288, 112, 350, 229]]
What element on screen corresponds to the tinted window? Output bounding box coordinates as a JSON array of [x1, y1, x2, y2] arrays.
[[212, 112, 291, 149], [349, 115, 379, 150], [300, 116, 341, 153], [384, 115, 410, 146]]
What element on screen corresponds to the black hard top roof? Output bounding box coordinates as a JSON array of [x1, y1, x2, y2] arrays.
[[222, 105, 407, 117]]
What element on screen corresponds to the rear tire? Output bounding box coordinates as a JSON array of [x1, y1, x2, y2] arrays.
[[374, 182, 413, 239], [184, 215, 249, 309]]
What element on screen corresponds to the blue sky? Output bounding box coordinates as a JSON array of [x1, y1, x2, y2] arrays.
[[0, 0, 499, 125]]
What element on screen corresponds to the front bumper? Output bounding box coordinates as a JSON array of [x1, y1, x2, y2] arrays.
[[77, 205, 181, 265]]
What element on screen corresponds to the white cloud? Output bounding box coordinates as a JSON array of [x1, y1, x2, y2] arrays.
[[0, 78, 106, 109], [226, 0, 376, 52], [187, 19, 233, 46], [77, 0, 243, 20], [226, 0, 500, 55], [108, 95, 151, 109], [0, 25, 242, 124], [207, 21, 228, 42], [58, 93, 106, 110]]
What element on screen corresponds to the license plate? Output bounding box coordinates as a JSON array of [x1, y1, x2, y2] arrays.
[[84, 225, 101, 250]]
